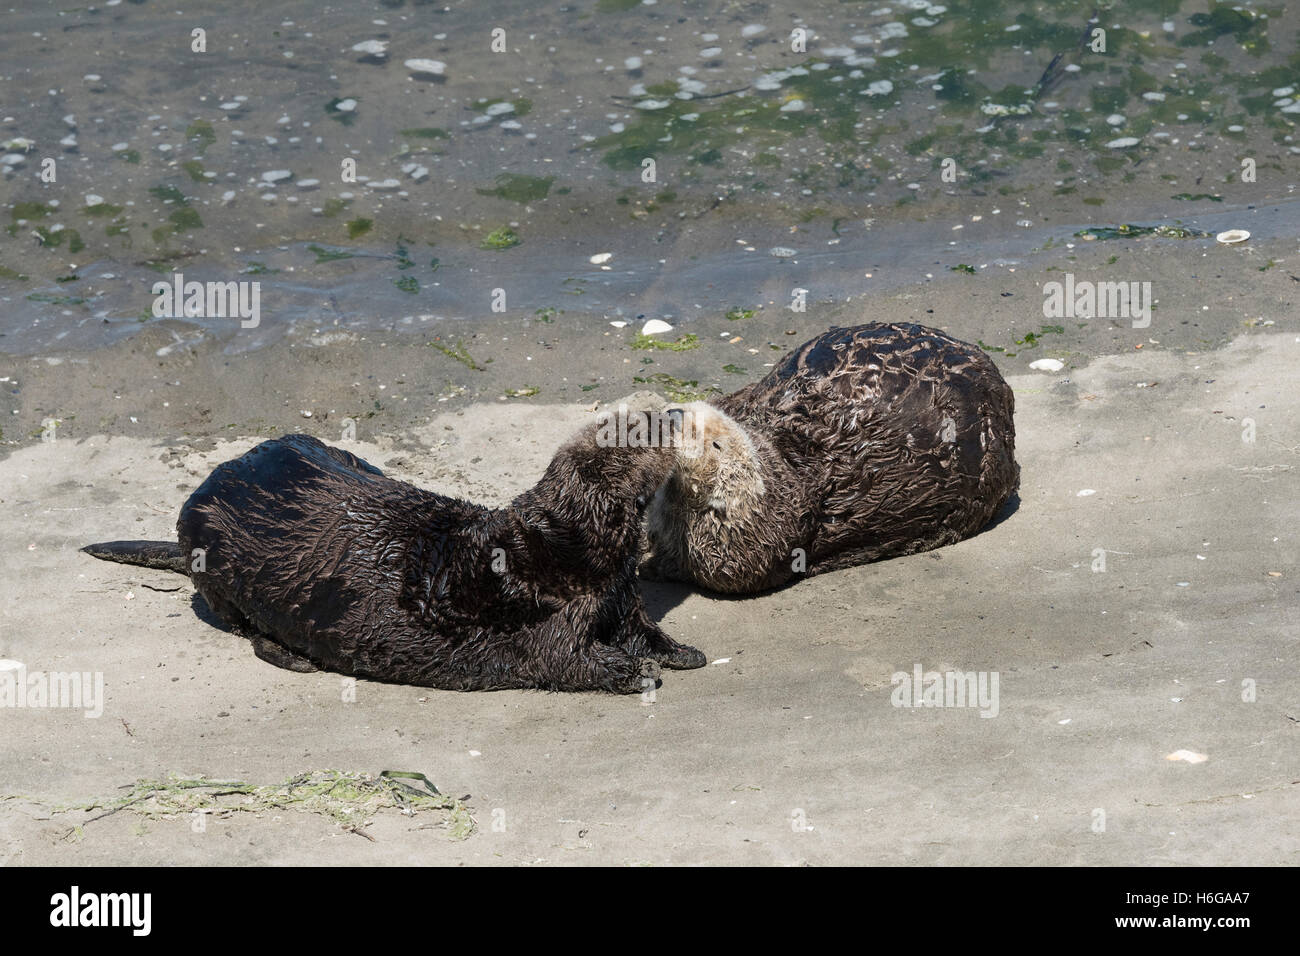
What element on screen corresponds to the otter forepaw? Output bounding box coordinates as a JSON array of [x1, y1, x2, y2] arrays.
[[616, 658, 661, 695], [649, 643, 706, 670]]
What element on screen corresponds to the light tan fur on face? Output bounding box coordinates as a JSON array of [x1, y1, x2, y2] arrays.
[[669, 402, 765, 516]]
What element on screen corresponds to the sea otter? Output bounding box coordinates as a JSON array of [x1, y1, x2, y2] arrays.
[[641, 323, 1020, 593], [84, 419, 706, 693]]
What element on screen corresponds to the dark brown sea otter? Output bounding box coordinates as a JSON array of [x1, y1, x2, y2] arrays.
[[84, 421, 706, 693], [642, 323, 1020, 593]]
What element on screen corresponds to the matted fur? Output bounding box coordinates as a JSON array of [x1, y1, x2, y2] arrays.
[[643, 323, 1020, 593]]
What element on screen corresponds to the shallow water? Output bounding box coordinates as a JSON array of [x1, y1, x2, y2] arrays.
[[1, 0, 1296, 354]]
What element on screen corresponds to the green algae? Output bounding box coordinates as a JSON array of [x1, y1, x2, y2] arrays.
[[168, 207, 203, 232], [30, 769, 474, 839], [148, 184, 188, 205], [480, 226, 521, 250], [476, 174, 554, 203], [12, 201, 55, 220], [185, 119, 216, 154], [82, 201, 125, 217], [321, 198, 349, 218], [308, 244, 355, 263], [631, 332, 700, 352], [430, 340, 484, 371], [400, 127, 449, 140], [632, 372, 719, 403], [1075, 223, 1207, 241]]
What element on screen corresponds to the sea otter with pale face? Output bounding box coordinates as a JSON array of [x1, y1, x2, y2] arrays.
[[641, 323, 1020, 593]]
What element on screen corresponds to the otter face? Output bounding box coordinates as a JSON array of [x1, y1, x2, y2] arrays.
[[665, 402, 764, 515]]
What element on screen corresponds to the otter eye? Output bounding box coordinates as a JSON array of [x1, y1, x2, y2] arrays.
[[712, 441, 721, 450]]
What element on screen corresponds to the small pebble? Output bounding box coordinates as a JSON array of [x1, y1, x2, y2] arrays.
[[404, 58, 446, 75]]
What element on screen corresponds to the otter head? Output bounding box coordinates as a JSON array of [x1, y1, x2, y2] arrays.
[[665, 402, 765, 517]]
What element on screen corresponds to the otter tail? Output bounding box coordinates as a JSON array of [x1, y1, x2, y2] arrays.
[[81, 540, 188, 574]]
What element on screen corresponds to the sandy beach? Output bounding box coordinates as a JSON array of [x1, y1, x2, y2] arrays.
[[2, 242, 1298, 863]]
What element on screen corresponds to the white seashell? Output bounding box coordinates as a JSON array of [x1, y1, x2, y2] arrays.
[[1165, 749, 1207, 764], [640, 319, 674, 335], [1215, 229, 1249, 244], [352, 40, 388, 56], [609, 321, 627, 328], [1105, 136, 1141, 148], [589, 252, 612, 264], [1077, 489, 1097, 497], [1029, 358, 1064, 371]]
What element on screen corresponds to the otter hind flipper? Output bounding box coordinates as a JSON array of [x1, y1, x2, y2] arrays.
[[249, 634, 320, 674], [81, 540, 187, 574]]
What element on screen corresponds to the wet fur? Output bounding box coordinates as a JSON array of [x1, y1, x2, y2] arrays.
[[643, 323, 1020, 593], [87, 428, 705, 693]]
